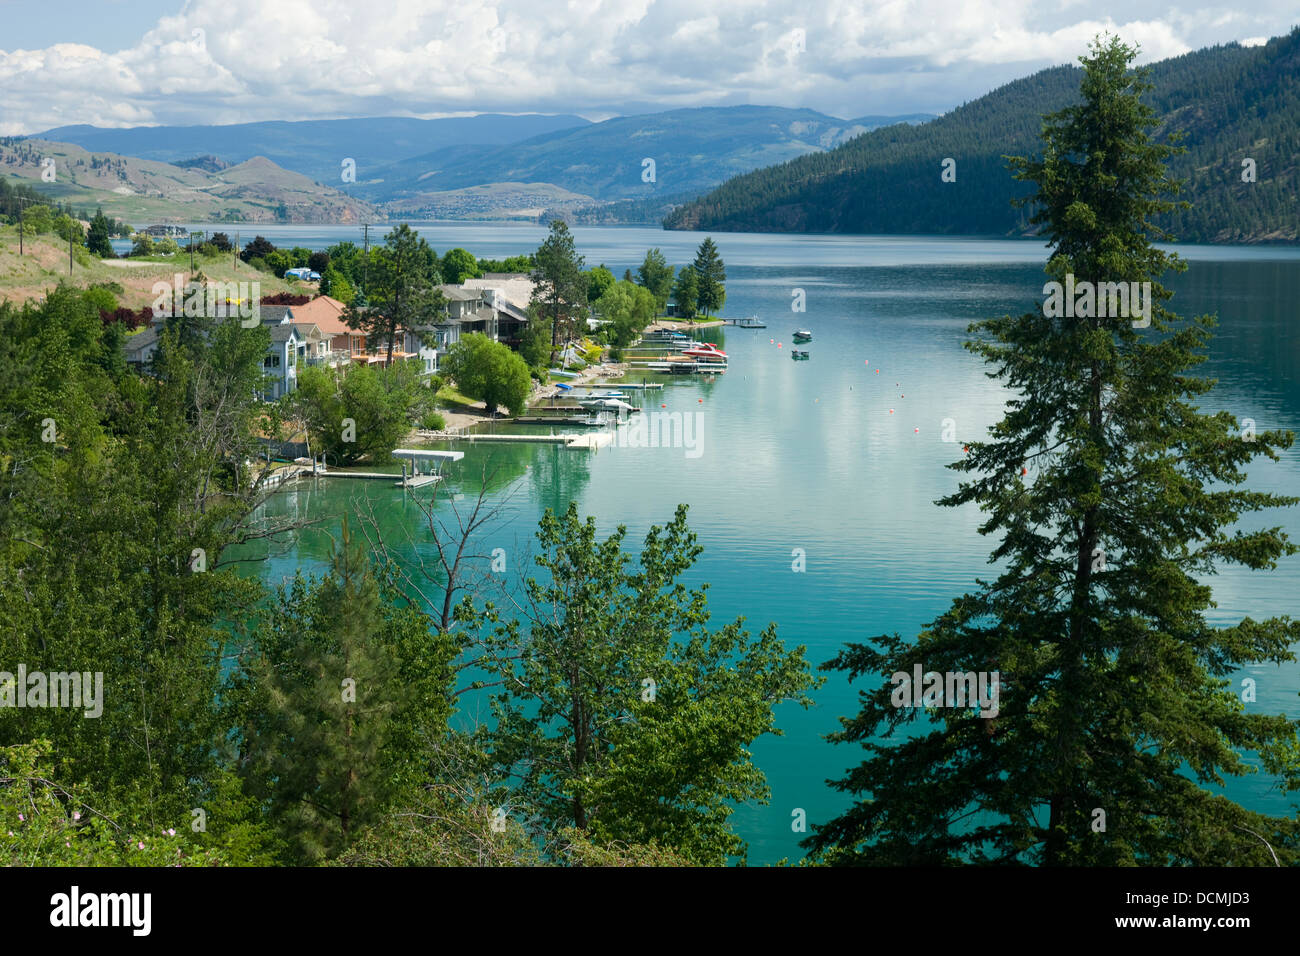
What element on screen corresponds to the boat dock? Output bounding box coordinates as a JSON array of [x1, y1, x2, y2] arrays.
[[440, 431, 614, 450], [585, 381, 663, 389], [629, 360, 726, 374]]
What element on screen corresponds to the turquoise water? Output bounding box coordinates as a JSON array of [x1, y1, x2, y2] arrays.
[[232, 230, 1300, 864]]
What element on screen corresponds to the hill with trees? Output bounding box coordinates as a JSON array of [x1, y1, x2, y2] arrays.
[[666, 29, 1300, 243]]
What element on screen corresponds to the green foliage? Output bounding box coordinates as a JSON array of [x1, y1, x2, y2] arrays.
[[442, 332, 532, 415], [320, 266, 355, 304], [129, 233, 154, 256], [586, 265, 616, 303], [240, 235, 276, 263], [671, 267, 698, 319], [596, 279, 657, 348], [81, 285, 118, 314], [85, 210, 115, 258], [0, 740, 272, 867], [636, 248, 674, 313], [230, 519, 456, 863], [442, 247, 480, 284], [530, 220, 587, 364], [476, 503, 820, 864], [808, 35, 1300, 867], [292, 362, 427, 464], [343, 224, 446, 364], [0, 288, 273, 833], [477, 253, 535, 273], [691, 237, 726, 316]]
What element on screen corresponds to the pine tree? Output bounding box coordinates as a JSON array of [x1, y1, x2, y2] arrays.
[[691, 237, 726, 316], [237, 517, 446, 863], [529, 220, 587, 364], [807, 35, 1300, 866]]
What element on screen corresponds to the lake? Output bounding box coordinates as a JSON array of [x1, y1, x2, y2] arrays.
[[229, 225, 1300, 864]]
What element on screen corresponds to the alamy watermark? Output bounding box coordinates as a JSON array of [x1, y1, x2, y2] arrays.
[[1042, 274, 1151, 329], [151, 275, 261, 327], [613, 412, 705, 459], [1, 666, 104, 718], [890, 664, 999, 718]]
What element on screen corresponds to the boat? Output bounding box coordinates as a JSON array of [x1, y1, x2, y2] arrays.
[[555, 382, 573, 391], [548, 369, 579, 378], [791, 350, 810, 360], [681, 342, 728, 362], [792, 329, 812, 343], [733, 316, 766, 328], [642, 329, 690, 343], [574, 413, 612, 427]]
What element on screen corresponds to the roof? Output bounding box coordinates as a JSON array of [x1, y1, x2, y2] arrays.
[[268, 324, 301, 343], [463, 276, 536, 310], [439, 285, 482, 302], [287, 296, 351, 335], [257, 305, 293, 325], [122, 325, 159, 358], [291, 322, 324, 341]]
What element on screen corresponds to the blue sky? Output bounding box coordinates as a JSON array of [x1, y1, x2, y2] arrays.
[[1, 0, 1295, 133]]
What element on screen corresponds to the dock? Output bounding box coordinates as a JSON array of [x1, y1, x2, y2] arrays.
[[628, 360, 726, 374], [584, 382, 664, 390], [439, 431, 613, 450]]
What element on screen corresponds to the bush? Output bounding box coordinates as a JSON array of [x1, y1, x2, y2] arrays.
[[420, 411, 446, 431], [441, 333, 532, 416]]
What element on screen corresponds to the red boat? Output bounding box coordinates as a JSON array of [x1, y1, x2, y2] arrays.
[[681, 342, 728, 362]]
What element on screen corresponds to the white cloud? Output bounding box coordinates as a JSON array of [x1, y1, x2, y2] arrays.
[[0, 0, 1295, 133]]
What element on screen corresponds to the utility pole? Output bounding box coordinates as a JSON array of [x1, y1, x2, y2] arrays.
[[13, 196, 38, 256], [362, 223, 370, 298], [235, 231, 240, 271]]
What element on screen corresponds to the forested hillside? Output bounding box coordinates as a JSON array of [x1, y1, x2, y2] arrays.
[[666, 29, 1300, 243]]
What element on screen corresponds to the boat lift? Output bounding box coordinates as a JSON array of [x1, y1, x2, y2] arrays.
[[392, 449, 466, 488]]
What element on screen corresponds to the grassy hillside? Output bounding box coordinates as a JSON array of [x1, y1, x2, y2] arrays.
[[1, 139, 378, 225], [0, 226, 302, 309], [38, 115, 592, 185], [666, 30, 1300, 243]]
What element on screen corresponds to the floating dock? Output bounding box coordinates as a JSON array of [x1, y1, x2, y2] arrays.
[[439, 431, 613, 450], [629, 360, 726, 374]]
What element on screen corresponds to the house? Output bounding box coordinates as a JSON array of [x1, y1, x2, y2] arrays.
[[122, 325, 161, 368], [291, 294, 419, 369], [121, 302, 311, 401], [462, 274, 535, 349], [290, 296, 358, 362], [398, 285, 495, 377], [258, 305, 302, 400]]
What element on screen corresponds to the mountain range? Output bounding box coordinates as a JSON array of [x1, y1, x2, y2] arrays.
[[0, 138, 373, 224], [666, 29, 1300, 243], [35, 108, 933, 221]]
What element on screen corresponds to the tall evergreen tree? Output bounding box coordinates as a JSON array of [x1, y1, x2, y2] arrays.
[[691, 237, 726, 316], [85, 209, 114, 258], [529, 220, 587, 364], [636, 248, 675, 314], [671, 267, 698, 320], [477, 504, 820, 865], [235, 517, 454, 862], [807, 35, 1300, 866], [343, 224, 446, 366]]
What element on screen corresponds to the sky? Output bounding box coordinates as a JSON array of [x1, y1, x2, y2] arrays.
[[0, 0, 1295, 134]]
